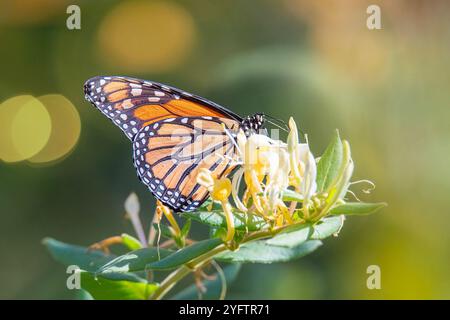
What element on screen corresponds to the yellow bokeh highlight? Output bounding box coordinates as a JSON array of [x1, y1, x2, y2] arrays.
[[29, 94, 81, 164], [97, 1, 196, 73], [0, 95, 51, 162], [283, 0, 390, 85], [0, 94, 81, 164]]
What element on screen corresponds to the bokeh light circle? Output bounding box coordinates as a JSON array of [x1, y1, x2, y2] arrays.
[[97, 1, 196, 73], [0, 95, 51, 162], [28, 94, 81, 164]]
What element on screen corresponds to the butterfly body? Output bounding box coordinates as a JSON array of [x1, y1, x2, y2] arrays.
[[84, 76, 265, 211]]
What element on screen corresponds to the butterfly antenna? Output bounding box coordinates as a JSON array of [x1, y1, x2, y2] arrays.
[[264, 114, 307, 139], [265, 118, 288, 133], [264, 114, 289, 133]]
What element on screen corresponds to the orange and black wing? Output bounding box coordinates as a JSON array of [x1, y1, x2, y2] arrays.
[[133, 116, 240, 211], [84, 76, 242, 140]]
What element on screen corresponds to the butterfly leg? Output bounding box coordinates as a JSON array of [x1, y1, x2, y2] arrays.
[[157, 200, 181, 237], [148, 205, 164, 247]]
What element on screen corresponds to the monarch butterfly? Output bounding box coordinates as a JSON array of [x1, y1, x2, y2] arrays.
[[84, 76, 280, 212]]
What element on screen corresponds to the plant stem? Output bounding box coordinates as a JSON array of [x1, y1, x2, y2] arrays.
[[150, 244, 227, 300], [150, 223, 298, 300]]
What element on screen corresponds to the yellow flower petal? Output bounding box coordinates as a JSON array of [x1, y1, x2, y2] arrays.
[[211, 177, 232, 202]]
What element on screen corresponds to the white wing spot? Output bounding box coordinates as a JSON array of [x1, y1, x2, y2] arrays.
[[131, 89, 142, 96]]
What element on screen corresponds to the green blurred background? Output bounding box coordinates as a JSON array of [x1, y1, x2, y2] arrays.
[[1, 0, 449, 299]]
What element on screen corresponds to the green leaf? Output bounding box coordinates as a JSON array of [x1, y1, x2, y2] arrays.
[[147, 238, 223, 270], [75, 289, 93, 300], [282, 189, 304, 202], [266, 224, 313, 248], [264, 216, 344, 247], [316, 131, 343, 192], [183, 210, 267, 231], [197, 199, 222, 211], [43, 238, 114, 272], [330, 202, 387, 216], [121, 233, 143, 251], [171, 263, 242, 300], [97, 247, 173, 274], [80, 271, 158, 300], [310, 216, 343, 239], [216, 240, 322, 263]]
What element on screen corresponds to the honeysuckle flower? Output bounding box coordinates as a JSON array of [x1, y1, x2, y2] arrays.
[[197, 168, 232, 202], [286, 117, 318, 220], [223, 117, 322, 226], [232, 130, 291, 219], [197, 168, 235, 242], [201, 117, 364, 235], [288, 118, 317, 199], [263, 144, 290, 213]]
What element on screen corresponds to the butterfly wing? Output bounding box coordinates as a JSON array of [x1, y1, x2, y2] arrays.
[[84, 76, 242, 140], [133, 116, 240, 211]]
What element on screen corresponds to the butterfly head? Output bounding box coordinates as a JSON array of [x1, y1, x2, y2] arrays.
[[241, 113, 265, 136]]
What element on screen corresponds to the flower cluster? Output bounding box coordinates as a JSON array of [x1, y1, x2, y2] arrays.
[[197, 117, 356, 242]]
